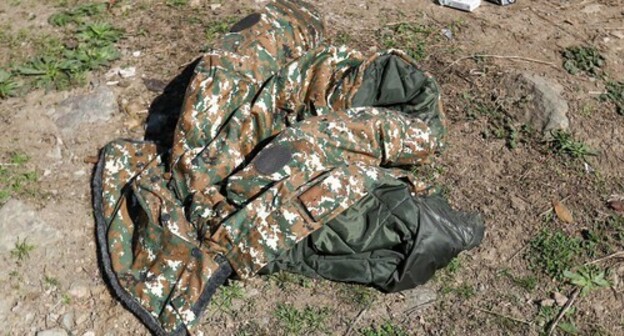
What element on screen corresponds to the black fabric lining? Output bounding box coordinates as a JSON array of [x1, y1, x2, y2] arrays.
[[93, 146, 233, 336], [93, 148, 169, 336], [230, 13, 262, 33]]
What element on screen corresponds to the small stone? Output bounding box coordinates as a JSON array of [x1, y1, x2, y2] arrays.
[[504, 73, 569, 138], [441, 28, 453, 40], [36, 329, 68, 336], [68, 283, 90, 299], [132, 51, 142, 57], [582, 4, 603, 14], [105, 67, 121, 80], [53, 86, 117, 130], [553, 292, 568, 307], [75, 312, 90, 326], [73, 170, 86, 177], [119, 67, 136, 79], [540, 299, 555, 307], [61, 312, 74, 330], [209, 3, 222, 10], [83, 332, 96, 336], [0, 200, 60, 253], [404, 287, 437, 311]]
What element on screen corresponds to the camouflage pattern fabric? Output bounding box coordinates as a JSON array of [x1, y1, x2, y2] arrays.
[[93, 0, 448, 334]]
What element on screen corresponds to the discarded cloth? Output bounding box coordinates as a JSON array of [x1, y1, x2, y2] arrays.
[[92, 1, 484, 334]]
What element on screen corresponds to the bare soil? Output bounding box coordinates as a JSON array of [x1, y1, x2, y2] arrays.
[[1, 0, 623, 335]]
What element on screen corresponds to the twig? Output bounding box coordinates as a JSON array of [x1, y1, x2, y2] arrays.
[[547, 288, 581, 336], [507, 242, 530, 262], [444, 54, 560, 73], [469, 306, 532, 326], [584, 251, 624, 266], [0, 163, 18, 166], [344, 305, 370, 336], [404, 298, 437, 315], [530, 8, 586, 42]]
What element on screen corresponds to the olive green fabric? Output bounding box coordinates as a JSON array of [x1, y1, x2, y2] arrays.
[[351, 54, 447, 141], [262, 182, 484, 293]]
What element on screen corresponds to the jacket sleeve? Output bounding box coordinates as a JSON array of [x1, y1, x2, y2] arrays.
[[226, 106, 437, 205]]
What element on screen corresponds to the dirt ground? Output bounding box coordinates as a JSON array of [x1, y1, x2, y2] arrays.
[[1, 0, 623, 335]]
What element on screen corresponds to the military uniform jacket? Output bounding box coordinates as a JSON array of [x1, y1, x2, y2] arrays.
[[93, 1, 484, 334]]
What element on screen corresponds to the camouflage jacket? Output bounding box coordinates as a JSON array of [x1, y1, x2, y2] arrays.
[[93, 1, 482, 335]]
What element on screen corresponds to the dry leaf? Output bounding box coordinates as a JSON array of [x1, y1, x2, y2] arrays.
[[124, 118, 143, 130], [553, 292, 568, 307], [608, 199, 624, 213], [553, 200, 574, 223]]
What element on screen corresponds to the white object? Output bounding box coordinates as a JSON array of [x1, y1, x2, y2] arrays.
[[119, 67, 137, 79], [440, 0, 481, 12]]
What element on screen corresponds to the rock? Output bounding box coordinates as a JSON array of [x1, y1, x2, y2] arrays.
[[52, 86, 117, 130], [69, 282, 91, 299], [36, 329, 68, 336], [582, 4, 603, 14], [105, 67, 121, 79], [61, 312, 74, 330], [0, 200, 60, 254], [540, 298, 555, 307], [553, 292, 568, 307], [83, 332, 96, 336], [504, 73, 569, 138], [404, 287, 437, 311], [75, 312, 90, 326], [132, 51, 142, 57], [119, 67, 136, 79]]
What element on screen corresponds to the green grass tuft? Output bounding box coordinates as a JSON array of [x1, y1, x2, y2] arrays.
[[602, 80, 624, 115], [0, 69, 20, 98], [48, 2, 108, 27], [564, 266, 611, 296], [166, 0, 188, 7], [549, 130, 596, 159], [0, 152, 39, 204], [274, 303, 331, 335], [379, 22, 435, 61], [11, 238, 35, 262], [528, 228, 582, 280], [211, 281, 245, 313], [360, 321, 409, 336], [204, 17, 237, 46], [562, 45, 605, 76]]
